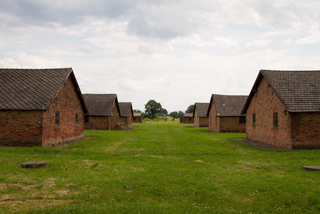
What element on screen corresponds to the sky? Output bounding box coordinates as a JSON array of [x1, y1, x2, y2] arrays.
[[0, 0, 320, 112]]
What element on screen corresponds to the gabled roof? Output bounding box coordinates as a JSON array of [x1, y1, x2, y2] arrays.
[[242, 70, 320, 114], [133, 112, 142, 117], [0, 68, 87, 113], [193, 103, 210, 118], [119, 102, 133, 117], [83, 94, 118, 116], [183, 113, 193, 118], [208, 94, 248, 117]]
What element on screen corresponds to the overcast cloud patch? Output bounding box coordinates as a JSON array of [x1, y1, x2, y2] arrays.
[[1, 0, 320, 111], [0, 0, 140, 28]]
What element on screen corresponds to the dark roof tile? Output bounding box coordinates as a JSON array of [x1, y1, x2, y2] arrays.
[[119, 102, 133, 117], [194, 103, 209, 117], [262, 70, 320, 112], [183, 113, 193, 118], [210, 94, 248, 116], [83, 94, 118, 116], [0, 68, 86, 112], [242, 70, 320, 113]]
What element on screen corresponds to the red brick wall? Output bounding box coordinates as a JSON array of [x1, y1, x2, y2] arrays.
[[198, 117, 209, 127], [183, 117, 194, 124], [111, 102, 119, 117], [246, 77, 292, 149], [133, 116, 142, 123], [220, 116, 246, 133], [208, 102, 219, 132], [84, 102, 120, 130], [42, 76, 85, 146], [127, 112, 132, 126], [119, 110, 132, 127], [194, 106, 209, 127], [116, 114, 132, 129], [119, 116, 129, 127], [291, 112, 320, 149], [85, 116, 109, 130], [208, 100, 245, 133], [110, 102, 120, 130], [119, 114, 132, 127], [194, 109, 199, 127], [0, 110, 43, 146]]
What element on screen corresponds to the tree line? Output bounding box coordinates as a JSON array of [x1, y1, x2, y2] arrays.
[[133, 100, 195, 119]]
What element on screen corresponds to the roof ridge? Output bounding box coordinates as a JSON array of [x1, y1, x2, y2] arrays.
[[261, 69, 320, 72], [0, 67, 72, 70]]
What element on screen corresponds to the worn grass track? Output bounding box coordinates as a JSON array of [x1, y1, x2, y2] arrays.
[[0, 122, 320, 213]]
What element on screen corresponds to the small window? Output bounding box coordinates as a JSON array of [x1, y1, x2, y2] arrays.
[[189, 118, 191, 122], [55, 111, 60, 126], [84, 115, 89, 123], [273, 113, 278, 128], [133, 117, 136, 121], [252, 113, 256, 127], [75, 113, 79, 125], [239, 116, 246, 124]]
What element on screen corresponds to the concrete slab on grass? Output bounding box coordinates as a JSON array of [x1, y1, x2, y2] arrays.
[[303, 166, 320, 171], [21, 161, 47, 168]]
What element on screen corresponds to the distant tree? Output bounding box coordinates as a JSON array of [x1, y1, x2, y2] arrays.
[[145, 100, 162, 119], [169, 111, 183, 119], [169, 111, 179, 119], [142, 113, 148, 119], [161, 108, 168, 115], [133, 109, 142, 113], [186, 104, 195, 113], [178, 111, 183, 118]]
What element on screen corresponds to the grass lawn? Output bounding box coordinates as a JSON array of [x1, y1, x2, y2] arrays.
[[1, 122, 320, 213]]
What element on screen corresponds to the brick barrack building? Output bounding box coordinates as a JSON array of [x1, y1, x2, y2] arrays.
[[133, 113, 142, 123], [182, 113, 194, 124], [242, 70, 320, 150], [0, 68, 87, 146], [83, 94, 120, 130], [208, 94, 247, 133], [119, 102, 133, 127], [193, 103, 210, 127]]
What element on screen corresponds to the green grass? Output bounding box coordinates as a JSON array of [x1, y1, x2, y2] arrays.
[[1, 122, 320, 213]]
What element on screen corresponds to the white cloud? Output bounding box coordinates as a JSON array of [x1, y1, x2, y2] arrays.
[[213, 36, 238, 49], [118, 78, 146, 91], [245, 39, 273, 48], [296, 24, 320, 44], [138, 45, 154, 54], [0, 53, 64, 68], [297, 35, 320, 44], [1, 0, 320, 111], [127, 3, 199, 39], [283, 38, 293, 45], [53, 23, 88, 36], [0, 58, 21, 67]]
